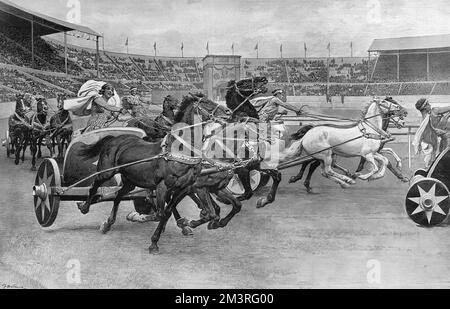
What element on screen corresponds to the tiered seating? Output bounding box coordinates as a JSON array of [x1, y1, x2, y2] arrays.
[[30, 72, 81, 94], [371, 55, 398, 82], [399, 54, 427, 82], [366, 83, 400, 96], [0, 67, 58, 98], [0, 87, 15, 102], [0, 24, 82, 74], [241, 59, 288, 82], [400, 83, 433, 95], [430, 53, 450, 81], [431, 82, 450, 95]]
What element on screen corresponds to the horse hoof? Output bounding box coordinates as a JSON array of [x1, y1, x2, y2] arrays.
[[256, 197, 268, 209], [207, 221, 220, 230], [31, 166, 37, 172], [306, 187, 313, 194], [177, 218, 190, 229], [182, 227, 194, 237], [77, 202, 89, 215], [100, 222, 111, 234], [149, 245, 160, 255], [288, 177, 298, 184]]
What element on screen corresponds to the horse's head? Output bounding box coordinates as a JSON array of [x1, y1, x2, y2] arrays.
[[376, 97, 408, 128], [57, 93, 67, 111], [175, 93, 231, 124], [232, 76, 268, 98], [163, 95, 180, 111], [15, 94, 25, 113], [195, 96, 231, 120], [36, 96, 48, 115]]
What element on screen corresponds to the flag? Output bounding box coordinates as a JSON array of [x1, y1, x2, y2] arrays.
[[255, 43, 259, 50], [154, 42, 157, 51], [304, 43, 307, 52], [280, 44, 283, 53], [181, 42, 184, 51], [125, 37, 128, 46], [206, 41, 209, 53], [350, 41, 353, 48], [327, 42, 330, 51], [231, 43, 234, 52]]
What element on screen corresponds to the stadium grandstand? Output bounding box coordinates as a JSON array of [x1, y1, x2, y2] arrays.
[[1, 0, 450, 104]]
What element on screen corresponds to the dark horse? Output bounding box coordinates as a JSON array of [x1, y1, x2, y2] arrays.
[[29, 97, 50, 171], [288, 97, 409, 192], [226, 77, 267, 120], [126, 95, 179, 142], [75, 93, 233, 254], [8, 94, 34, 165], [166, 94, 250, 232], [224, 77, 283, 208], [48, 93, 73, 159], [76, 133, 203, 254]]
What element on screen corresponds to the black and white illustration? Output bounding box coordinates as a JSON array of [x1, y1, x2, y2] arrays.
[[1, 0, 450, 289]]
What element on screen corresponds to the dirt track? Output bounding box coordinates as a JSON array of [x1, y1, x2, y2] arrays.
[[1, 119, 450, 289]]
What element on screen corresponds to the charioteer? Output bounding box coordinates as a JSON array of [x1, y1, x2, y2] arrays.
[[414, 98, 450, 167], [253, 89, 304, 122]]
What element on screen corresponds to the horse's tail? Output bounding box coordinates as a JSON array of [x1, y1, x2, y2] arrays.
[[291, 125, 314, 140], [78, 136, 115, 160]]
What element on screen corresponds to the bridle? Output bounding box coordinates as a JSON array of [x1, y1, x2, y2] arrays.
[[229, 78, 267, 117], [359, 98, 406, 140]]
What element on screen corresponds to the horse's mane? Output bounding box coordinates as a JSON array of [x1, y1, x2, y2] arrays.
[[359, 100, 377, 120], [225, 80, 259, 119], [174, 95, 196, 123], [225, 80, 236, 109]]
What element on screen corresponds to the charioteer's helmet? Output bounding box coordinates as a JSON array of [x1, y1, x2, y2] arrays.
[[415, 98, 429, 111], [272, 89, 283, 96]]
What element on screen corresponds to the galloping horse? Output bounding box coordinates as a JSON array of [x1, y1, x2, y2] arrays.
[[280, 97, 408, 188], [226, 77, 267, 120], [167, 94, 252, 231], [47, 93, 73, 159], [29, 97, 50, 171], [224, 77, 284, 209], [75, 94, 235, 253], [126, 95, 179, 142], [288, 97, 409, 192], [8, 94, 35, 165]]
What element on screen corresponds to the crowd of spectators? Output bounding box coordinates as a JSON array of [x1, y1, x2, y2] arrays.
[[0, 24, 82, 74], [0, 67, 58, 98]]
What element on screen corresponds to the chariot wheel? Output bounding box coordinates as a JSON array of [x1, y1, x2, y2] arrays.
[[405, 177, 450, 227], [33, 158, 61, 227], [227, 170, 264, 196], [5, 130, 11, 158]]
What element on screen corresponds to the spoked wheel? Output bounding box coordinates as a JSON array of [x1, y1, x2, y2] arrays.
[[405, 177, 450, 227], [33, 158, 61, 227], [227, 170, 263, 196]]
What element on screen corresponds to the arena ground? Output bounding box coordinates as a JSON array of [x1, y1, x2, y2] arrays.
[[1, 118, 450, 289]]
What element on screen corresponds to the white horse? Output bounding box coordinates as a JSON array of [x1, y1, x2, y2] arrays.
[[278, 97, 408, 187]]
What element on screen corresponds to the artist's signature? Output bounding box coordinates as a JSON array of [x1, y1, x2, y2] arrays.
[[1, 283, 26, 289]]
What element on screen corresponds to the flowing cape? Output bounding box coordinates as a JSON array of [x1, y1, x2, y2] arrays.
[[63, 80, 122, 116]]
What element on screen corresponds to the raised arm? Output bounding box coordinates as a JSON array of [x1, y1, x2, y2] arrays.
[[432, 106, 450, 116], [93, 96, 123, 113], [276, 98, 302, 114]]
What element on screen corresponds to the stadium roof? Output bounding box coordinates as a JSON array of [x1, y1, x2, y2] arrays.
[[369, 34, 450, 52], [0, 0, 101, 37]]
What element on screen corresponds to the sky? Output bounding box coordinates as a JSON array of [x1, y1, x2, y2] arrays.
[[8, 0, 450, 58]]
